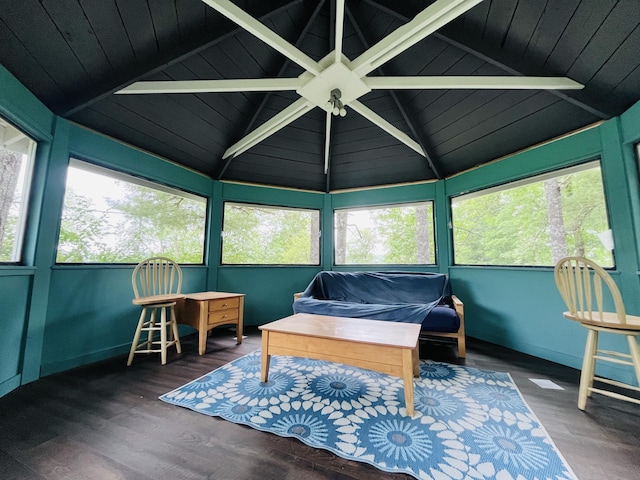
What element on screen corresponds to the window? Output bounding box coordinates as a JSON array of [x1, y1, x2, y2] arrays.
[[0, 118, 37, 263], [221, 202, 320, 265], [56, 159, 207, 264], [334, 202, 435, 265], [451, 161, 613, 267]]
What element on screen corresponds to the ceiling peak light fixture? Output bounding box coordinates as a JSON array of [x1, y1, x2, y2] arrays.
[[328, 89, 347, 117], [117, 0, 584, 169]]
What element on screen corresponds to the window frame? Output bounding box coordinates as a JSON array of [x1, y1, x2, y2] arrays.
[[333, 200, 437, 266], [55, 158, 209, 265], [450, 160, 614, 268], [220, 200, 322, 266], [0, 117, 37, 264]]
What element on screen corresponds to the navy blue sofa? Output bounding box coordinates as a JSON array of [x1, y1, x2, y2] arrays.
[[293, 271, 465, 357]]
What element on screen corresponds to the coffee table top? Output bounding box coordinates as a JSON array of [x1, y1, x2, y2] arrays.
[[259, 313, 420, 348]]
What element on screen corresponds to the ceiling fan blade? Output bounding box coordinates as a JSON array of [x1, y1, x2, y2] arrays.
[[201, 0, 321, 76], [351, 0, 482, 77], [334, 0, 345, 63], [366, 76, 584, 90], [324, 110, 332, 174], [349, 100, 425, 157], [223, 98, 314, 159], [116, 78, 305, 94]]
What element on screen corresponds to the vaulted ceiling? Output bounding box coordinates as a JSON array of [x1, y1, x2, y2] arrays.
[[1, 0, 639, 192]]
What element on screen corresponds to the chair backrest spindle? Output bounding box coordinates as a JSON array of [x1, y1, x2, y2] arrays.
[[554, 256, 626, 325], [132, 257, 182, 299]]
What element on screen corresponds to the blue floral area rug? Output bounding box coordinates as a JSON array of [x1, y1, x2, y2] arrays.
[[160, 350, 577, 480]]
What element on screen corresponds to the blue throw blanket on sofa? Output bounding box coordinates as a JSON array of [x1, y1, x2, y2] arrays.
[[293, 271, 449, 324]]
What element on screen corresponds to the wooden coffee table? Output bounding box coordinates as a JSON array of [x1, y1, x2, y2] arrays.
[[259, 313, 421, 416]]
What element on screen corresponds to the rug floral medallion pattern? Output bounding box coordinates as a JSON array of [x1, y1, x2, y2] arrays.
[[160, 350, 577, 480]]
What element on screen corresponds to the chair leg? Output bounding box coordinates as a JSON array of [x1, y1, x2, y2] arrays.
[[578, 329, 598, 410], [160, 306, 168, 365], [127, 307, 147, 366], [457, 332, 466, 358], [147, 308, 157, 350], [627, 335, 640, 387], [170, 306, 182, 354]]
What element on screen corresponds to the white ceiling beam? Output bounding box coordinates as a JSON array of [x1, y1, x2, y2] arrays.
[[334, 0, 345, 64], [223, 98, 314, 159], [349, 100, 426, 157], [365, 76, 584, 90], [324, 110, 331, 174], [201, 0, 321, 76], [351, 0, 483, 77], [116, 78, 305, 94]]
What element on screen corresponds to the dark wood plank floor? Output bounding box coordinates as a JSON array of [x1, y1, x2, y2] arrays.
[[1, 328, 638, 480]]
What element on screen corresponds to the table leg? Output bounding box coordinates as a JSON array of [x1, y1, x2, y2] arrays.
[[412, 343, 419, 378], [402, 348, 415, 417], [236, 297, 244, 345], [198, 301, 207, 355], [260, 331, 270, 383]]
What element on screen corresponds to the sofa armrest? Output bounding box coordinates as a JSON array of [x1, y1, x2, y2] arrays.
[[451, 295, 465, 357], [452, 295, 463, 316]]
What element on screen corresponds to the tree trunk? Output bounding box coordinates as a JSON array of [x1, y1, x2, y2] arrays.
[[334, 211, 347, 264], [543, 178, 566, 264], [416, 204, 430, 263], [310, 211, 320, 264], [0, 149, 21, 250]]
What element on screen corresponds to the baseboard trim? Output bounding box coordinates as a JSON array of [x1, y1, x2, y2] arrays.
[[0, 374, 22, 398]]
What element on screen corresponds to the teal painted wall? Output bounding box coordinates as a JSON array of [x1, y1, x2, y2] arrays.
[[216, 182, 325, 325], [446, 116, 640, 387], [2, 62, 640, 397], [0, 64, 54, 395], [0, 272, 31, 396]]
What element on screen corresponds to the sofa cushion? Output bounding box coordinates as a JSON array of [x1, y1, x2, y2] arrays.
[[294, 298, 440, 324], [301, 271, 450, 304], [422, 306, 460, 333], [293, 271, 451, 325]]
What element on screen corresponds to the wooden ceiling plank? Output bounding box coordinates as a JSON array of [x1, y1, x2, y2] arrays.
[[351, 0, 483, 76], [200, 0, 320, 75], [435, 28, 613, 119], [62, 1, 300, 116], [115, 0, 158, 62], [42, 0, 114, 82], [0, 18, 65, 101], [542, 1, 615, 75], [79, 0, 136, 71], [348, 5, 442, 179], [223, 98, 314, 159], [1, 0, 92, 98], [367, 0, 614, 119], [565, 1, 640, 84], [217, 0, 325, 180], [147, 0, 180, 52], [349, 100, 424, 157]]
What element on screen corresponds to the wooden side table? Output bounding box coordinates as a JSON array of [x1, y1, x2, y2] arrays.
[[177, 292, 245, 355]]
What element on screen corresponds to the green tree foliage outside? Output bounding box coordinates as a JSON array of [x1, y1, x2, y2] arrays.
[[221, 203, 320, 264], [335, 202, 435, 265], [452, 165, 613, 267], [57, 169, 206, 264]]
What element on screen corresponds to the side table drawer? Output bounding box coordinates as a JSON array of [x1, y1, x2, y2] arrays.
[[209, 297, 240, 312], [208, 308, 239, 325]]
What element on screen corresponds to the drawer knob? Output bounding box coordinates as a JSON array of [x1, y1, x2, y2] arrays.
[[222, 314, 228, 318], [222, 303, 228, 307]]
